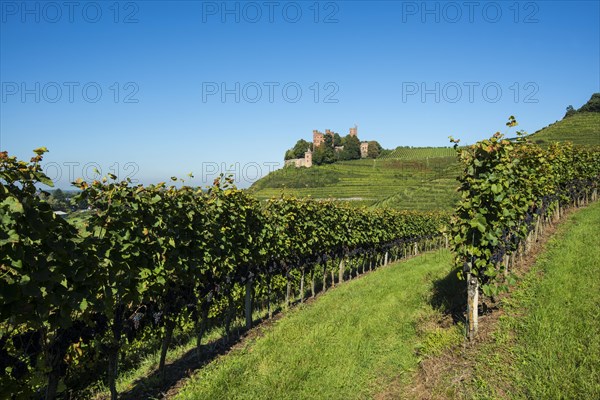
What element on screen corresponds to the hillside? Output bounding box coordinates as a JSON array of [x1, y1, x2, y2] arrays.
[[251, 94, 599, 211], [379, 146, 455, 160], [249, 154, 461, 211], [529, 112, 600, 146], [528, 93, 600, 146]]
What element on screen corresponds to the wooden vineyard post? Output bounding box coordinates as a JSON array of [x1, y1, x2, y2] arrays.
[[300, 266, 305, 303], [285, 271, 292, 310], [338, 259, 345, 283], [245, 278, 252, 329], [467, 274, 479, 340]]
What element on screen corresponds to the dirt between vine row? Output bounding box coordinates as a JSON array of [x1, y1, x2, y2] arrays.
[[376, 206, 579, 400]]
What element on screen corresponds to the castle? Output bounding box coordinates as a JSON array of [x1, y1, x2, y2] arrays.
[[285, 126, 370, 168]]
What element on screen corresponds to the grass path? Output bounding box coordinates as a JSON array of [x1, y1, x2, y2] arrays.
[[173, 249, 455, 400], [464, 201, 600, 399]]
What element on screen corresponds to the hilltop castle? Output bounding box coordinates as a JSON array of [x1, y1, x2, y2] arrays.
[[286, 126, 371, 168]]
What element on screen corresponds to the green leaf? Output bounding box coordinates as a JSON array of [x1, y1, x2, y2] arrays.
[[3, 197, 24, 213], [79, 298, 88, 311]]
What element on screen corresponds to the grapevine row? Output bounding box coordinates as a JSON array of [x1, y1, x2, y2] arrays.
[[0, 149, 448, 399], [450, 118, 600, 339]]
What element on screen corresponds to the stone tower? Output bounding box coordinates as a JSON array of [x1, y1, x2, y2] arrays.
[[349, 126, 358, 137], [360, 142, 369, 158], [313, 129, 325, 148], [304, 148, 313, 168]]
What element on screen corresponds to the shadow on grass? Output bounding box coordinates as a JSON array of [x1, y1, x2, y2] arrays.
[[118, 308, 284, 400], [430, 267, 467, 324]]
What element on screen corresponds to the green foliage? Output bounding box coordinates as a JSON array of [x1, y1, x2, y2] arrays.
[[284, 149, 295, 160], [575, 92, 600, 114], [284, 139, 313, 160], [333, 133, 342, 147], [450, 117, 600, 296], [367, 141, 382, 159], [292, 139, 311, 159], [313, 135, 335, 165], [339, 134, 361, 161], [564, 105, 576, 118], [563, 93, 599, 119], [0, 149, 93, 398], [1, 148, 450, 398]]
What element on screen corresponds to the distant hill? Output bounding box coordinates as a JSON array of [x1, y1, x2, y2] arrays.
[[528, 93, 600, 146], [251, 93, 599, 210], [249, 150, 461, 211]]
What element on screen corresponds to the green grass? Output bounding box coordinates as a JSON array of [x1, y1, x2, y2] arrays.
[[249, 156, 460, 211], [174, 249, 455, 400], [89, 306, 282, 399], [528, 112, 600, 146], [467, 201, 600, 399]]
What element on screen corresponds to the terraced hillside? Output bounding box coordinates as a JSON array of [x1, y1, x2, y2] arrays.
[[251, 96, 598, 211], [529, 112, 600, 146], [379, 146, 456, 160], [249, 155, 461, 211]]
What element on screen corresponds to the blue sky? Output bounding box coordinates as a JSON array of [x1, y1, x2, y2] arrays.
[[1, 0, 599, 188]]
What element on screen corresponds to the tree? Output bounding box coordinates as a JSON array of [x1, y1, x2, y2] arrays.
[[284, 149, 295, 160], [313, 135, 335, 165], [367, 141, 382, 158], [578, 93, 600, 113], [564, 105, 576, 118], [339, 135, 360, 160], [292, 139, 311, 158], [44, 189, 69, 212], [53, 188, 66, 202], [333, 133, 342, 147]]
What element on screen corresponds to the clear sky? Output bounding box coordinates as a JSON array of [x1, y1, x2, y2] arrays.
[[1, 0, 599, 188]]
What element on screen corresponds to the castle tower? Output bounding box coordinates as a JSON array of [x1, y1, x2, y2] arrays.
[[304, 148, 313, 168], [360, 142, 369, 158], [349, 126, 358, 137], [313, 129, 325, 148]]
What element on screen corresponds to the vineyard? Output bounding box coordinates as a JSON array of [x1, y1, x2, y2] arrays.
[[450, 117, 600, 338], [0, 149, 448, 399], [378, 146, 456, 160], [2, 117, 600, 399], [529, 112, 600, 146], [250, 157, 461, 210]]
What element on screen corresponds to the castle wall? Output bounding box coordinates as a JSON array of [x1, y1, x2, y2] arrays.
[[285, 158, 306, 167]]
